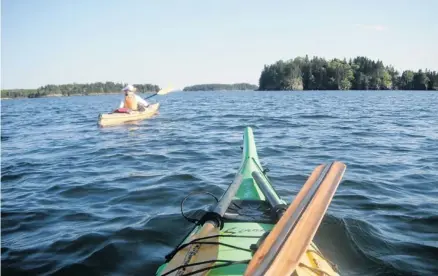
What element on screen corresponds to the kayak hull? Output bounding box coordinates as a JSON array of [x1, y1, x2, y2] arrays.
[[98, 103, 160, 127], [155, 127, 339, 276]]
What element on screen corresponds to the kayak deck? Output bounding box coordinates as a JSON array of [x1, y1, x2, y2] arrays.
[[98, 103, 160, 127], [155, 127, 339, 276]]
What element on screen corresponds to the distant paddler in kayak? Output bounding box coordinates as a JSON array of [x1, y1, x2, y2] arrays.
[[118, 84, 150, 112]]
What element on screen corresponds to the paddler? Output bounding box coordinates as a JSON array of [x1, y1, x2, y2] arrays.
[[119, 84, 150, 111]]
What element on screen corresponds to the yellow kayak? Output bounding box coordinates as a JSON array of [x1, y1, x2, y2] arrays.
[[98, 103, 160, 127]]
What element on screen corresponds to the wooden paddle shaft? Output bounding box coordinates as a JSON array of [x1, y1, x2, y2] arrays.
[[245, 161, 346, 276]]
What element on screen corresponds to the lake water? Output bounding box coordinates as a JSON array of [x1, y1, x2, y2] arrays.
[[1, 90, 438, 275]]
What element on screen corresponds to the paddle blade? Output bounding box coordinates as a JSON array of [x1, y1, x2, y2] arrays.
[[157, 86, 175, 95], [244, 161, 346, 276]]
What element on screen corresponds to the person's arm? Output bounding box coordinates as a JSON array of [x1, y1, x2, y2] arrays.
[[119, 100, 124, 108], [136, 95, 149, 107]]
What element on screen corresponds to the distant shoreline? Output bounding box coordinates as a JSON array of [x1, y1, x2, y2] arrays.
[[3, 54, 437, 100], [0, 91, 160, 100], [3, 89, 435, 100], [1, 82, 160, 99], [182, 89, 257, 92], [183, 83, 258, 91]]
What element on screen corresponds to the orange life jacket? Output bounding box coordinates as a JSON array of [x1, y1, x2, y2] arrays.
[[124, 94, 138, 110]]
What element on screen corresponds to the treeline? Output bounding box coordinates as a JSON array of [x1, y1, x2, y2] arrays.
[[1, 82, 160, 98], [183, 83, 258, 91], [258, 56, 438, 91]]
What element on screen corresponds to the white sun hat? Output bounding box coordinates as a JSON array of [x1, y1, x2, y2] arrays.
[[122, 84, 137, 92]]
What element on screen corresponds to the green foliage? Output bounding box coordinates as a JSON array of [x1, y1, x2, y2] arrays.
[[1, 82, 160, 98], [258, 55, 437, 91], [412, 70, 429, 90], [400, 71, 415, 90], [425, 70, 438, 90], [327, 59, 354, 90], [183, 83, 258, 91]]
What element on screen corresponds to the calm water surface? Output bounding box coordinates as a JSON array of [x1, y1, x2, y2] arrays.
[[2, 91, 438, 275]]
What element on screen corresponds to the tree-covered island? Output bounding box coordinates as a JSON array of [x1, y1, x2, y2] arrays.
[[1, 82, 160, 99], [258, 55, 437, 91]]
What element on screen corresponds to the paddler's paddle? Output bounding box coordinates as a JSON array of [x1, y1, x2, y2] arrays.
[[144, 86, 175, 100], [244, 161, 346, 276]]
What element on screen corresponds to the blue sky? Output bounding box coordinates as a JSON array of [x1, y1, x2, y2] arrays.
[[1, 0, 437, 89]]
